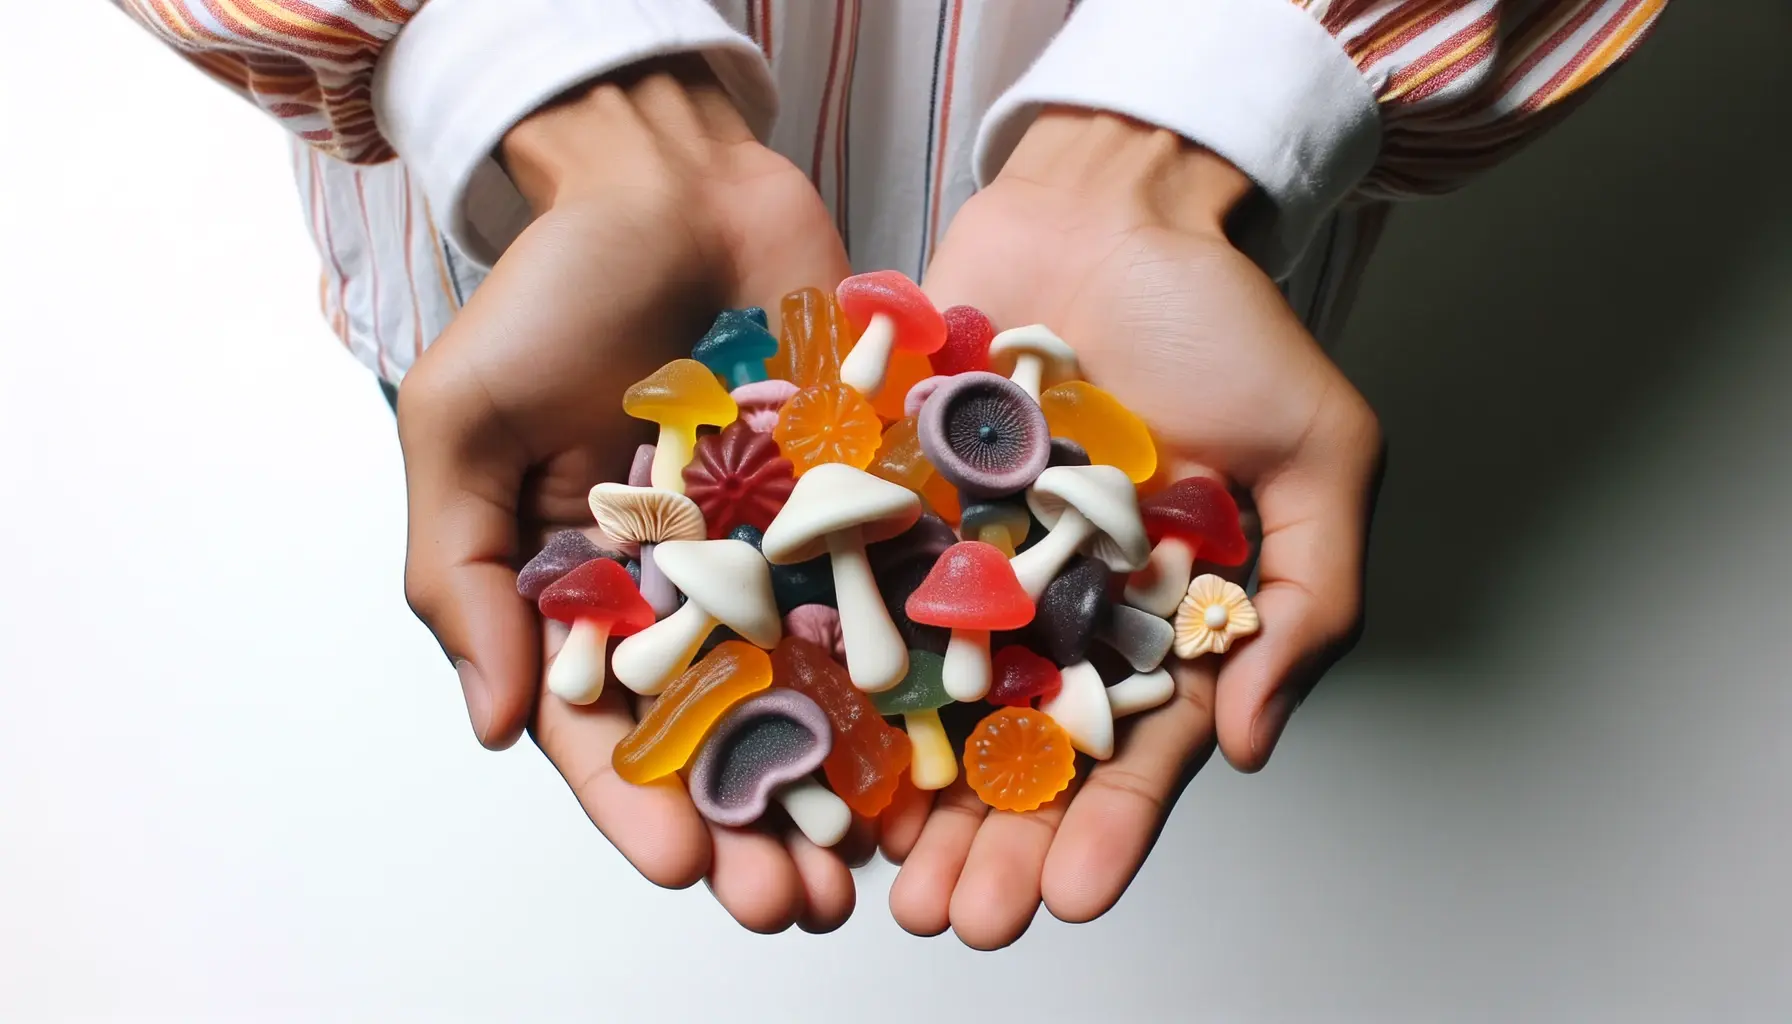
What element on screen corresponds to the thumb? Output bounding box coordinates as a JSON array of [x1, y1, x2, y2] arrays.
[[396, 376, 540, 751]]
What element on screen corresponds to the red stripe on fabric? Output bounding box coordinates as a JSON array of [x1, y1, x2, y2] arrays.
[[925, 0, 965, 258], [351, 168, 389, 377], [1496, 0, 1604, 95], [834, 0, 861, 238], [309, 149, 351, 346], [810, 0, 845, 186], [1520, 0, 1641, 111], [761, 0, 774, 61], [1382, 10, 1498, 102], [1402, 31, 1495, 103], [1352, 0, 1458, 67]]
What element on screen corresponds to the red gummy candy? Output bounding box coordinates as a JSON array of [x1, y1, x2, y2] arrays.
[[1139, 476, 1249, 566], [683, 420, 796, 539], [987, 645, 1062, 707], [905, 541, 1034, 632], [931, 305, 994, 376], [836, 270, 946, 356]]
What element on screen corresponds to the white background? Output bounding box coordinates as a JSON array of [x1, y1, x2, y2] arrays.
[[2, 4, 1788, 1021]]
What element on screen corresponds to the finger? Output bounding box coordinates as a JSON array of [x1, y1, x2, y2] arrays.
[[787, 832, 857, 934], [877, 777, 933, 864], [705, 824, 804, 934], [887, 780, 987, 937], [835, 814, 881, 870], [397, 378, 537, 751], [1216, 415, 1382, 771], [532, 687, 712, 891], [948, 791, 1072, 950], [1042, 658, 1219, 924]]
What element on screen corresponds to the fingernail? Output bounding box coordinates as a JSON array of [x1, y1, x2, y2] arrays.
[[1251, 691, 1296, 766], [455, 659, 494, 747]]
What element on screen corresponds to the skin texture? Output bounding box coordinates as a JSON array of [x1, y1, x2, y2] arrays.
[[881, 109, 1383, 949], [395, 62, 859, 934]]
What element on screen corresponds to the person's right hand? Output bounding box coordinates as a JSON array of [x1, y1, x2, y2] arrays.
[[395, 60, 862, 933]]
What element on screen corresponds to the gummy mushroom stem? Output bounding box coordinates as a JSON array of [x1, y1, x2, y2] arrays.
[[1124, 535, 1198, 619], [941, 628, 992, 703], [610, 598, 720, 696], [777, 779, 853, 848], [828, 526, 910, 692], [902, 708, 958, 790], [1009, 507, 1098, 598], [1039, 661, 1115, 760], [1106, 667, 1175, 717], [649, 425, 697, 493], [546, 617, 612, 704], [637, 542, 678, 618], [838, 311, 897, 397]]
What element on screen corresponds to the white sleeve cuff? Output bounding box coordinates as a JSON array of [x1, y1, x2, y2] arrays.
[[373, 0, 776, 268], [974, 0, 1379, 280]]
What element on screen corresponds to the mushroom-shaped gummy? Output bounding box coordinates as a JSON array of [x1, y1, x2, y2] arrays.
[[903, 375, 950, 419], [692, 307, 779, 388], [1039, 380, 1158, 484], [1098, 603, 1174, 673], [1173, 573, 1260, 658], [537, 559, 655, 704], [682, 421, 794, 538], [1009, 464, 1150, 599], [905, 542, 1034, 701], [1039, 660, 1114, 759], [612, 640, 773, 784], [872, 649, 957, 790], [835, 270, 946, 399], [773, 637, 912, 817], [783, 603, 846, 663], [588, 483, 707, 618], [762, 464, 921, 692], [988, 645, 1062, 706], [609, 539, 781, 695], [729, 523, 834, 614], [917, 371, 1051, 500], [730, 379, 799, 433], [988, 324, 1079, 401], [1106, 666, 1175, 718], [622, 359, 738, 492], [628, 443, 656, 487], [1124, 476, 1250, 618], [517, 529, 626, 601], [958, 500, 1032, 557], [931, 304, 994, 376], [688, 689, 852, 848], [1025, 555, 1112, 667]]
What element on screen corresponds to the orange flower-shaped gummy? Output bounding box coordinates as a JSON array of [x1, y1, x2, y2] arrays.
[[772, 381, 882, 476], [964, 707, 1077, 812]]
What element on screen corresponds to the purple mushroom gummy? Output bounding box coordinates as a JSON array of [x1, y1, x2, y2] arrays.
[[917, 371, 1051, 499], [518, 530, 627, 601], [687, 689, 852, 846]]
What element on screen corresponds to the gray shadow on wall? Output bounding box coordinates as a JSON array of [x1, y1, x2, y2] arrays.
[[1329, 2, 1792, 666]]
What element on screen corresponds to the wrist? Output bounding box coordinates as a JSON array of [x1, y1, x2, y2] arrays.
[[500, 57, 755, 215], [996, 107, 1255, 239]]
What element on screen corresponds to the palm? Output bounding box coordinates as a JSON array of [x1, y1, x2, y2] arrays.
[[880, 178, 1379, 948]]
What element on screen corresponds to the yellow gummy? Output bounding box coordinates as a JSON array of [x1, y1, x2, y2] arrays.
[[1039, 380, 1157, 484], [612, 641, 773, 784]]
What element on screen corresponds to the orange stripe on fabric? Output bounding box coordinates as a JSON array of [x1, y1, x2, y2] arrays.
[[1545, 0, 1661, 103], [925, 0, 965, 259], [1497, 0, 1604, 96], [308, 149, 352, 347], [350, 168, 389, 378], [399, 171, 424, 360], [1381, 11, 1497, 103]]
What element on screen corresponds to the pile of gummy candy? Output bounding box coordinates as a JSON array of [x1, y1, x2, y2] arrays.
[[517, 270, 1259, 849]]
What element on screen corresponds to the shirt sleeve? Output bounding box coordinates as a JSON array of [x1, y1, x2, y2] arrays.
[[111, 0, 776, 266], [974, 0, 1667, 279]]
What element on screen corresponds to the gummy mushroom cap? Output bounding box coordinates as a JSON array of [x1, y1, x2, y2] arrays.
[[906, 542, 1034, 631], [693, 309, 780, 381], [622, 358, 738, 428], [916, 371, 1051, 499], [730, 379, 800, 432], [1027, 465, 1151, 572], [588, 483, 707, 545], [761, 463, 922, 564], [687, 689, 833, 827], [1029, 556, 1112, 666], [836, 270, 946, 355], [903, 375, 951, 419], [537, 558, 656, 634], [518, 529, 612, 601], [651, 539, 782, 648], [988, 324, 1079, 393], [1140, 476, 1250, 566]]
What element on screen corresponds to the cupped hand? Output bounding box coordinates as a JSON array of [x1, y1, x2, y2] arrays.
[[881, 110, 1383, 948], [396, 61, 864, 934]]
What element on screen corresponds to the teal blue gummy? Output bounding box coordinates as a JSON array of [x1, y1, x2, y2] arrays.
[[692, 307, 778, 388]]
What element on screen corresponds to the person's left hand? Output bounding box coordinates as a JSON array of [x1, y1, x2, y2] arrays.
[[878, 109, 1383, 948]]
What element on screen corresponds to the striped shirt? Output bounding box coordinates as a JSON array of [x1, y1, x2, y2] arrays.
[[113, 0, 1665, 385]]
